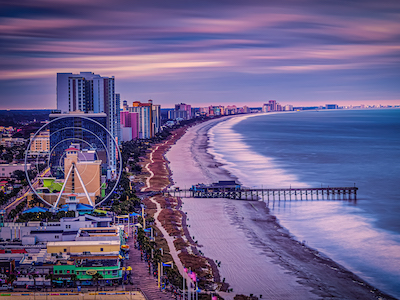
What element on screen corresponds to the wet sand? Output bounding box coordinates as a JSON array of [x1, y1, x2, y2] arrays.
[[165, 117, 396, 300]]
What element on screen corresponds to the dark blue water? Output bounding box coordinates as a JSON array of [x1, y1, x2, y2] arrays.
[[209, 109, 400, 298], [233, 109, 400, 234]]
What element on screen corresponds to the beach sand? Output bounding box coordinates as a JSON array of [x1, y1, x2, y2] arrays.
[[139, 126, 219, 293], [165, 117, 396, 300]]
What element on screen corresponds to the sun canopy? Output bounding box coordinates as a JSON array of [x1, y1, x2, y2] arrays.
[[22, 207, 48, 214]]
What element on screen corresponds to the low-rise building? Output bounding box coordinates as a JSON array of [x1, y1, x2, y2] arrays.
[[53, 256, 122, 286], [0, 215, 112, 243], [29, 130, 50, 154], [0, 163, 31, 178], [47, 240, 120, 256]]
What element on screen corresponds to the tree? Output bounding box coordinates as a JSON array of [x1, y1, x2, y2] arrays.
[[45, 272, 54, 292], [12, 170, 26, 182], [30, 272, 39, 289], [70, 274, 78, 288], [91, 272, 103, 291], [6, 274, 17, 286]]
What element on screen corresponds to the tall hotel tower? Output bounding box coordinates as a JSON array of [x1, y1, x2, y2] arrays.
[[56, 72, 120, 171]]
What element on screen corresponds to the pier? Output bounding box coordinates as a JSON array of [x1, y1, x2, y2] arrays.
[[165, 182, 358, 201]]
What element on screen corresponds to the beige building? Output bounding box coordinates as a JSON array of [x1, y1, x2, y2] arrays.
[[63, 147, 101, 204], [30, 130, 50, 153], [31, 146, 102, 208], [47, 240, 120, 255]]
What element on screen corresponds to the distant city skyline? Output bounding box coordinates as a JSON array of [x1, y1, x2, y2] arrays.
[[0, 0, 399, 110]]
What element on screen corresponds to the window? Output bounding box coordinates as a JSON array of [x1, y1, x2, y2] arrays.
[[100, 248, 103, 252], [54, 270, 58, 274], [63, 248, 67, 252], [55, 235, 59, 239]]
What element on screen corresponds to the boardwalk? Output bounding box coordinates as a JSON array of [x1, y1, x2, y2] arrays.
[[124, 236, 175, 300], [166, 186, 358, 201]]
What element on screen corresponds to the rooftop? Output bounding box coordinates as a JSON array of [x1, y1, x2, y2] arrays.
[[47, 240, 120, 247]]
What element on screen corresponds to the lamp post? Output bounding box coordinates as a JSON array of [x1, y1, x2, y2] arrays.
[[141, 204, 145, 229], [182, 268, 185, 300]]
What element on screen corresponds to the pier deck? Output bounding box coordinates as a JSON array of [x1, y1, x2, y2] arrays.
[[165, 187, 358, 201]]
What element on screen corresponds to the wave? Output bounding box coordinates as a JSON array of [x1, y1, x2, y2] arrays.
[[206, 112, 400, 298], [208, 113, 309, 189]]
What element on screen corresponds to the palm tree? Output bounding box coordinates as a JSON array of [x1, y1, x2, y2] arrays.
[[6, 274, 17, 287], [70, 274, 78, 288], [45, 272, 54, 292], [30, 272, 38, 288], [91, 273, 103, 300], [91, 273, 103, 291]]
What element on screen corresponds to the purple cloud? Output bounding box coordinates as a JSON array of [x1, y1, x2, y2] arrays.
[[0, 0, 399, 108]]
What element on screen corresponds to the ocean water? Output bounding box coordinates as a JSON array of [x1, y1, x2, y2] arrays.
[[208, 109, 400, 298]]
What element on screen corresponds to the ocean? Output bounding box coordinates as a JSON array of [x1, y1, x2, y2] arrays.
[[208, 109, 400, 298]]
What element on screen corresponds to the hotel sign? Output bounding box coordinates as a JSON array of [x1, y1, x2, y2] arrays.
[[86, 269, 97, 276]]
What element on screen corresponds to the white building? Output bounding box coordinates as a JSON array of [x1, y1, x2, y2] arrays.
[[0, 215, 112, 243], [0, 164, 31, 178], [56, 72, 120, 153], [128, 100, 161, 139]]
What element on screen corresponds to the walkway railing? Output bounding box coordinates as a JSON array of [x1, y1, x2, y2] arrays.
[[164, 187, 358, 201]]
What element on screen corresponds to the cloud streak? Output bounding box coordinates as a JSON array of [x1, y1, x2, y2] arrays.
[[0, 0, 399, 108]]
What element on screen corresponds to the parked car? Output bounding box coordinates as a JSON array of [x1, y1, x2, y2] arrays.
[[0, 284, 13, 291]]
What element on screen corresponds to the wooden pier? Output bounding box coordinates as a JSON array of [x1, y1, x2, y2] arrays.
[[165, 187, 358, 201]]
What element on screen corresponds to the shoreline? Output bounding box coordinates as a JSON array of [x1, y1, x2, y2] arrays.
[[165, 116, 397, 299]]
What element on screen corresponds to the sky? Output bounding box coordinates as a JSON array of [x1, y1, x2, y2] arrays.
[[0, 0, 399, 109]]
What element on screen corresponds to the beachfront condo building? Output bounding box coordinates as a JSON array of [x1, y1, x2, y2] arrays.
[[168, 103, 193, 120], [125, 100, 161, 139], [56, 72, 121, 147], [48, 111, 112, 175], [120, 111, 139, 141]]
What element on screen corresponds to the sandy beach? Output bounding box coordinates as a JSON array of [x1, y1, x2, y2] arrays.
[[165, 117, 396, 300]]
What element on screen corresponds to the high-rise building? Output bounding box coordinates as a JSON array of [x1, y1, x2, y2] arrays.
[[224, 105, 237, 115], [152, 104, 161, 134], [269, 100, 277, 111], [242, 106, 251, 113], [49, 112, 109, 177], [326, 104, 338, 109], [128, 100, 160, 139], [199, 107, 209, 116], [262, 103, 271, 113], [168, 103, 192, 120], [284, 105, 294, 111], [120, 111, 139, 141], [56, 72, 120, 170], [122, 100, 128, 111]]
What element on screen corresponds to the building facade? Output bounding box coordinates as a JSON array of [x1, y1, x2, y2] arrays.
[[30, 130, 49, 154], [48, 112, 110, 176], [168, 103, 192, 120], [120, 111, 139, 141], [127, 100, 161, 139], [56, 72, 120, 159]]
